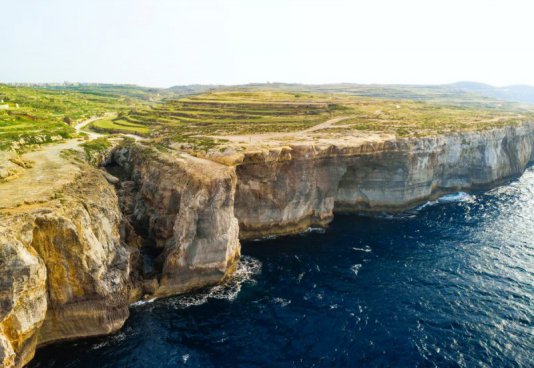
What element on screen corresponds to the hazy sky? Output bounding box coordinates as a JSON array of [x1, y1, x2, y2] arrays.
[[2, 0, 533, 87]]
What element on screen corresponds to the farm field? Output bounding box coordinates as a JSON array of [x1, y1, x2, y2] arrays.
[[2, 83, 533, 153], [0, 84, 165, 150], [105, 89, 534, 152]]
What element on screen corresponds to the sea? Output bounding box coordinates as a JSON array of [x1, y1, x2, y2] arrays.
[[30, 168, 534, 367]]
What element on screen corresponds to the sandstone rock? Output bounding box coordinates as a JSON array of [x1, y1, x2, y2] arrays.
[[0, 167, 132, 367], [235, 123, 534, 238], [113, 145, 241, 298], [101, 170, 120, 184], [3, 122, 534, 367], [8, 157, 34, 169], [0, 224, 47, 368]]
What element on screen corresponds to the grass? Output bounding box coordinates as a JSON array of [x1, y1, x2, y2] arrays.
[[112, 90, 533, 152], [322, 99, 528, 136], [89, 118, 150, 135], [0, 84, 168, 151], [115, 91, 346, 150], [81, 137, 112, 156], [2, 84, 533, 154]]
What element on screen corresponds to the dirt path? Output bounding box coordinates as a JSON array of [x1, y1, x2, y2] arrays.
[[76, 114, 146, 142], [0, 115, 111, 209], [0, 141, 82, 208], [301, 116, 352, 133], [210, 116, 353, 145], [74, 115, 108, 139], [0, 113, 152, 209]]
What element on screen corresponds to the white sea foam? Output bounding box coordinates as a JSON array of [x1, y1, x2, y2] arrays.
[[251, 227, 325, 241], [129, 298, 156, 307], [416, 192, 473, 211], [304, 227, 326, 234], [166, 256, 262, 309], [438, 192, 472, 203], [351, 264, 362, 275], [251, 234, 279, 241], [352, 246, 372, 253], [416, 200, 438, 210], [273, 297, 292, 307], [91, 331, 126, 350]]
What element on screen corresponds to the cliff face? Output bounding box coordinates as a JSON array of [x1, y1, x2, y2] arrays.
[[32, 170, 132, 347], [0, 168, 132, 367], [0, 226, 47, 368], [0, 145, 243, 367], [113, 146, 240, 299], [234, 123, 534, 238], [3, 122, 534, 367]]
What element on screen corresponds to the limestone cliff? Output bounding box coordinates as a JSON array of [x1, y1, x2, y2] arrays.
[[112, 145, 240, 299], [2, 122, 534, 367], [0, 168, 132, 367], [233, 123, 534, 238], [0, 226, 47, 368]]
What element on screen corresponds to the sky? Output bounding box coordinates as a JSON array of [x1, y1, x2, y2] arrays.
[[1, 0, 533, 88]]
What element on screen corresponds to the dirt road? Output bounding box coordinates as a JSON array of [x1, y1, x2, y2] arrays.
[[210, 116, 352, 145], [0, 116, 108, 209]]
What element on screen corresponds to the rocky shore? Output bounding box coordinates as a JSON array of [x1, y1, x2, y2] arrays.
[[2, 122, 534, 367]]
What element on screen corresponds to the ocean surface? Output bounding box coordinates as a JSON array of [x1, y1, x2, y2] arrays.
[[30, 169, 534, 367]]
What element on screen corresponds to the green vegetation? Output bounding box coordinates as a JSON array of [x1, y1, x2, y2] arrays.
[[41, 83, 175, 101], [129, 91, 340, 133], [90, 118, 150, 135], [197, 82, 529, 110], [324, 98, 529, 136], [80, 137, 112, 164], [109, 90, 533, 151], [0, 84, 169, 151], [110, 91, 345, 149], [2, 83, 533, 154], [81, 136, 112, 153]]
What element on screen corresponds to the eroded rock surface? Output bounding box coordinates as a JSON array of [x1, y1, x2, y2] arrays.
[[234, 123, 534, 238], [113, 145, 240, 298], [0, 168, 132, 367], [0, 226, 47, 368], [2, 122, 534, 367]]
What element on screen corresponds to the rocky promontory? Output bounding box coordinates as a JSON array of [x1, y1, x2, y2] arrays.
[[2, 121, 534, 367], [0, 168, 131, 367], [232, 122, 534, 238]]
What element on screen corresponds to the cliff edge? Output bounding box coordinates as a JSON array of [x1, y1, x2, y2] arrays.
[[2, 121, 534, 367]]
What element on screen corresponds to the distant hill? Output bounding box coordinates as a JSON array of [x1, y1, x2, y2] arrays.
[[450, 82, 534, 104], [166, 81, 534, 106], [168, 84, 223, 96]]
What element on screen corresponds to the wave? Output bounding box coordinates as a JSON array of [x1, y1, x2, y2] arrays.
[[351, 264, 362, 275], [416, 192, 473, 211], [438, 192, 472, 203], [129, 298, 156, 307], [352, 246, 372, 253], [251, 226, 326, 242], [304, 227, 326, 234], [415, 200, 439, 211], [165, 256, 262, 309], [273, 297, 292, 307]]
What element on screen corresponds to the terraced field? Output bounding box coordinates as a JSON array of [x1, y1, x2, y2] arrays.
[[3, 85, 533, 153], [90, 117, 150, 135], [0, 84, 162, 151], [93, 90, 533, 151], [318, 98, 530, 137], [104, 91, 343, 149]]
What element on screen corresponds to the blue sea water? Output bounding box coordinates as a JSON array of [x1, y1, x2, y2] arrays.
[[30, 169, 534, 368]]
